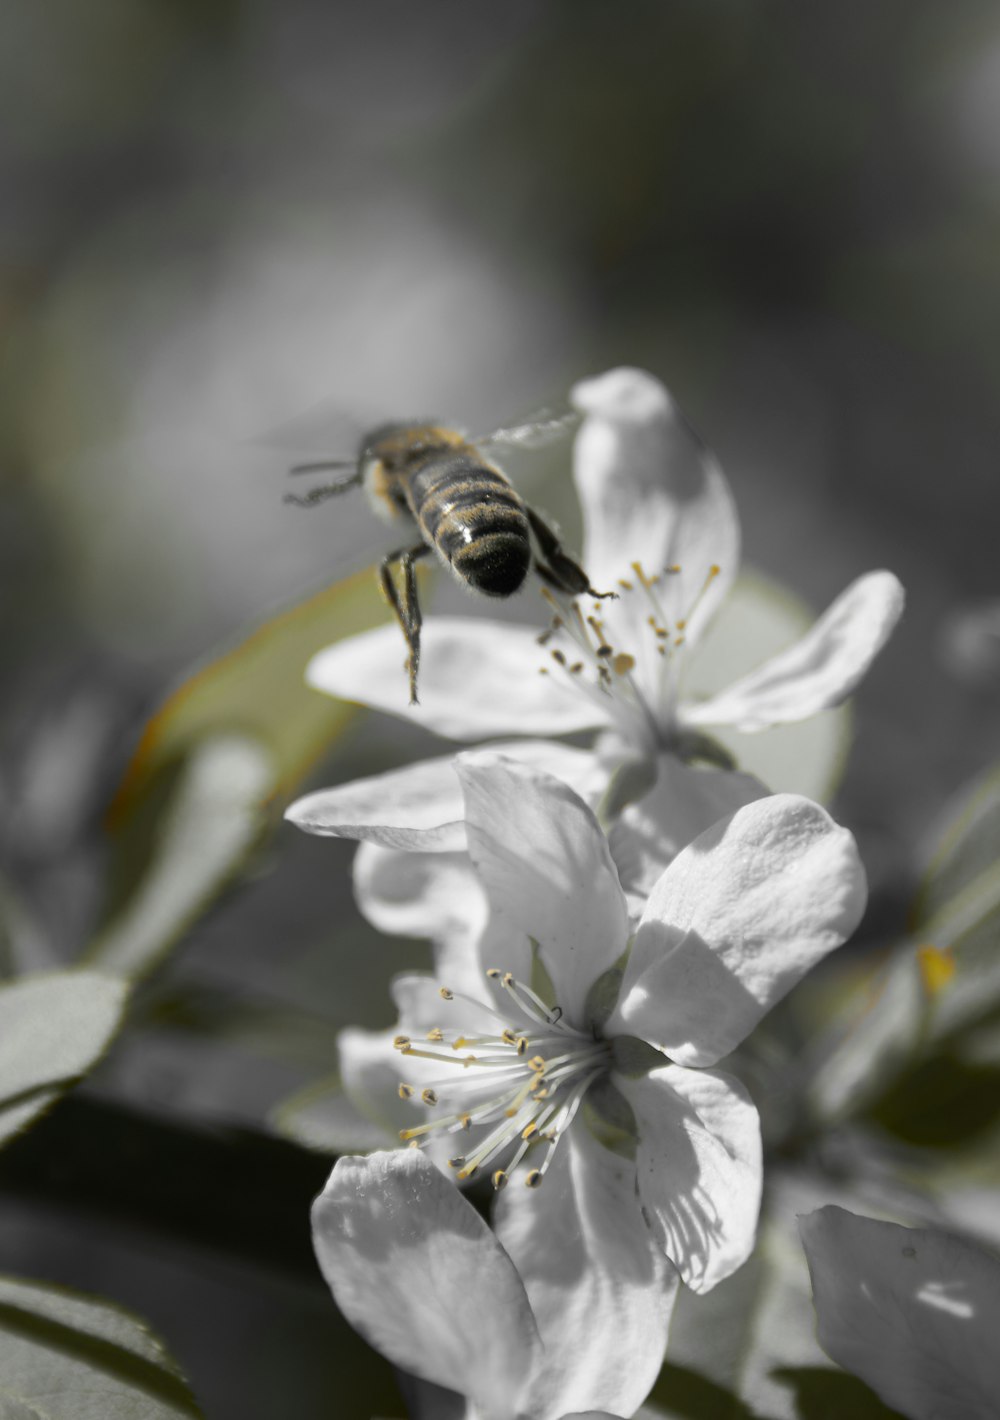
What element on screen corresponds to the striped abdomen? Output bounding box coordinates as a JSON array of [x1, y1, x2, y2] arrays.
[[407, 453, 531, 597]]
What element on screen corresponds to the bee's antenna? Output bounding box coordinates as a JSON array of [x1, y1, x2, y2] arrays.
[[288, 459, 356, 476]]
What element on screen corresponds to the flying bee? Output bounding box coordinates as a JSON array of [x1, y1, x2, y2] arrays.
[[284, 413, 611, 703]]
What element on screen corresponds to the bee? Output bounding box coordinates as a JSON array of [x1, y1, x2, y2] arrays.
[[285, 413, 611, 703]]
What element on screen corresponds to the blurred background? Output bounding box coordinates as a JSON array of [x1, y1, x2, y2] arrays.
[[2, 0, 1000, 1414]]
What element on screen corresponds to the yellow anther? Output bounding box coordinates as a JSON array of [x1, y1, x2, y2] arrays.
[[421, 1088, 438, 1106], [618, 578, 633, 591], [492, 1170, 509, 1190], [525, 1170, 543, 1189], [459, 1114, 471, 1130], [521, 1122, 538, 1140], [528, 1055, 546, 1073], [516, 1037, 529, 1055], [439, 987, 454, 1001], [501, 1028, 517, 1045], [398, 1083, 414, 1100], [502, 972, 515, 987], [666, 564, 681, 574], [426, 1028, 444, 1043], [486, 968, 501, 979], [596, 643, 613, 657], [393, 1035, 411, 1050], [570, 662, 584, 673], [675, 618, 687, 631], [551, 649, 566, 667], [612, 653, 635, 676], [448, 1156, 466, 1169]]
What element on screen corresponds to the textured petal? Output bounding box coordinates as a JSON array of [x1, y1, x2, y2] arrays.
[[608, 755, 769, 915], [307, 618, 603, 739], [494, 1126, 678, 1419], [681, 570, 905, 732], [571, 368, 740, 651], [457, 754, 629, 1028], [610, 794, 866, 1067], [801, 1206, 1000, 1420], [619, 1066, 762, 1293], [286, 754, 466, 850], [312, 1150, 541, 1416]]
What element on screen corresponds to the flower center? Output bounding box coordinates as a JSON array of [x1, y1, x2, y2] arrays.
[[535, 560, 721, 752], [394, 968, 611, 1190]]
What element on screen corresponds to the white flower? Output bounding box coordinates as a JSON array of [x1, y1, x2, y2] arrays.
[[314, 1147, 678, 1420], [329, 754, 867, 1301], [292, 367, 903, 894]]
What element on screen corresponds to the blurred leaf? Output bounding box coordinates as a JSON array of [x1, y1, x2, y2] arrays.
[[109, 568, 389, 826], [770, 1368, 904, 1419], [683, 570, 850, 803], [136, 982, 341, 1070], [0, 877, 50, 983], [870, 1053, 1000, 1149], [0, 971, 128, 1148], [653, 1200, 827, 1420], [0, 1273, 203, 1419], [270, 1074, 388, 1155], [85, 735, 272, 981], [801, 1206, 1000, 1420]]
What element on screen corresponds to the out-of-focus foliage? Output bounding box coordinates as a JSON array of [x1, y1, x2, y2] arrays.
[[0, 972, 127, 1147], [0, 1272, 204, 1420]]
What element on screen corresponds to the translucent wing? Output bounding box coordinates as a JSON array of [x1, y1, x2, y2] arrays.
[[473, 407, 580, 452]]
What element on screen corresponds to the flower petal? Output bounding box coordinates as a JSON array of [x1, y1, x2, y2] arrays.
[[312, 1150, 542, 1415], [307, 618, 603, 739], [494, 1125, 678, 1419], [353, 844, 532, 996], [608, 755, 769, 915], [286, 754, 466, 850], [610, 794, 866, 1067], [457, 754, 629, 1028], [681, 570, 905, 732], [571, 367, 740, 649], [618, 1065, 762, 1293], [800, 1206, 1000, 1420], [337, 1024, 417, 1142]]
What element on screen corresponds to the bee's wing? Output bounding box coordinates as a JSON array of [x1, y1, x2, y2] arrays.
[[473, 408, 580, 453]]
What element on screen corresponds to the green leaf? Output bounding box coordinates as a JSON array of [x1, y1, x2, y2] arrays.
[[270, 1074, 389, 1155], [0, 1274, 203, 1419], [682, 570, 850, 802], [770, 1368, 905, 1419], [0, 972, 128, 1148], [85, 735, 272, 980], [108, 567, 389, 826], [135, 983, 341, 1070], [800, 1206, 1000, 1420]]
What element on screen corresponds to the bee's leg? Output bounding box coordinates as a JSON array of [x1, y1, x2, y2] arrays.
[[379, 543, 431, 704], [526, 506, 615, 599], [283, 469, 363, 508]]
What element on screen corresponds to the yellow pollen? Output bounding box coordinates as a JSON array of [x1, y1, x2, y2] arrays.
[[675, 636, 686, 648], [528, 1055, 546, 1073], [612, 652, 635, 675], [502, 972, 515, 987], [675, 619, 687, 630], [459, 1114, 472, 1130], [492, 1170, 508, 1190], [486, 968, 501, 980], [521, 1122, 538, 1140], [525, 1170, 543, 1189], [426, 1028, 444, 1042], [501, 1028, 517, 1045], [618, 578, 633, 591], [538, 667, 548, 676], [393, 1035, 410, 1050], [398, 1083, 414, 1100], [462, 1055, 478, 1067], [516, 1037, 529, 1055], [421, 1088, 438, 1105], [666, 564, 681, 574], [439, 987, 454, 1001]]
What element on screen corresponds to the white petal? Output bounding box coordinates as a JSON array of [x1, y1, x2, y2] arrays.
[[681, 570, 905, 732], [457, 754, 629, 1028], [353, 844, 532, 996], [312, 1150, 541, 1415], [307, 618, 603, 739], [494, 1126, 678, 1419], [608, 755, 769, 915], [571, 367, 740, 648], [337, 1024, 416, 1142], [801, 1206, 1000, 1420], [610, 794, 866, 1067], [619, 1066, 762, 1293], [286, 755, 466, 850]]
